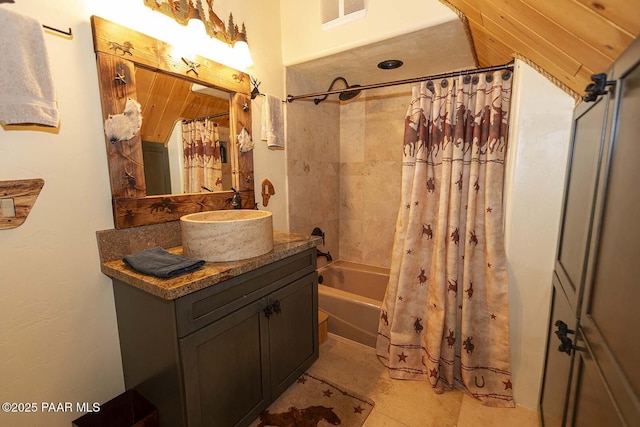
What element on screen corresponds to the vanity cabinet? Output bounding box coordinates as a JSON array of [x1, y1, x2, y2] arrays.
[[112, 249, 319, 427]]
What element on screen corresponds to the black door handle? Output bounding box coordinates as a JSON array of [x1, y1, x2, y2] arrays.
[[555, 320, 575, 336], [554, 320, 586, 355]]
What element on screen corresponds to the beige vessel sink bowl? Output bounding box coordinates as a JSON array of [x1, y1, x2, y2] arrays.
[[180, 210, 274, 262]]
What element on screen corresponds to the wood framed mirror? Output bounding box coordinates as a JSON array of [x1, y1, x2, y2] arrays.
[[91, 16, 254, 229]]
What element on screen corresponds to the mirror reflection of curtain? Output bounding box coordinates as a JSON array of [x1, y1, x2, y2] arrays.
[[182, 118, 223, 193]]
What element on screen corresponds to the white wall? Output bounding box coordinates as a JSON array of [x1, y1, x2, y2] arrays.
[[280, 0, 457, 65], [0, 2, 120, 426], [504, 60, 575, 409], [0, 1, 284, 426]]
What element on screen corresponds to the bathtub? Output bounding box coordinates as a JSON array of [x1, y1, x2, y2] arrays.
[[317, 261, 389, 348]]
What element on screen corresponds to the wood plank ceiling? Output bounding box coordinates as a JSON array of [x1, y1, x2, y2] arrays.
[[440, 0, 640, 97], [135, 66, 230, 144]]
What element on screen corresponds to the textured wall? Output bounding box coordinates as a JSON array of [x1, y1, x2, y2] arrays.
[[338, 86, 409, 268], [284, 78, 408, 269], [285, 68, 340, 263]]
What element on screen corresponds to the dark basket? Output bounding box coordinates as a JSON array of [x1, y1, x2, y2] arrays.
[[72, 389, 158, 427]]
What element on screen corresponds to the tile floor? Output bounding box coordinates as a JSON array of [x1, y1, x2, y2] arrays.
[[308, 334, 540, 427]]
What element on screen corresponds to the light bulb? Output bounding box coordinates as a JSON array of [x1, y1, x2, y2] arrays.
[[233, 34, 253, 68]]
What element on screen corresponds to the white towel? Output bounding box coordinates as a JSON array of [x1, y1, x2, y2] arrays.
[[0, 8, 59, 127], [260, 95, 284, 149]]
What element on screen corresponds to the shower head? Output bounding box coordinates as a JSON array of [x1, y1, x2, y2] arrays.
[[314, 77, 361, 104], [339, 84, 362, 101]]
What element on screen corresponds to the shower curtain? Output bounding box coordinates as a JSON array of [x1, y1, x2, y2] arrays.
[[182, 118, 223, 193], [376, 70, 514, 407]]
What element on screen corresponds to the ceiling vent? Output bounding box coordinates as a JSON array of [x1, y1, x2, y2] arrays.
[[321, 0, 368, 30]]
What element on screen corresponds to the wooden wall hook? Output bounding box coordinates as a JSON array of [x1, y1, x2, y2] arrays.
[[0, 179, 45, 230], [261, 179, 275, 207]]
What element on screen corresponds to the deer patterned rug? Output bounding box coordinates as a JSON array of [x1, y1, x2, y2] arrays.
[[250, 372, 375, 427]]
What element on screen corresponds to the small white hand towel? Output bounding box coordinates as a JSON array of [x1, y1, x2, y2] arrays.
[[0, 8, 59, 127], [260, 95, 284, 149]]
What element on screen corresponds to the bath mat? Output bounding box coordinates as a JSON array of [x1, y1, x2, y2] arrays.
[[250, 372, 374, 427]]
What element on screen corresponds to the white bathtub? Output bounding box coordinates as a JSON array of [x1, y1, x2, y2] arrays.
[[317, 261, 389, 348]]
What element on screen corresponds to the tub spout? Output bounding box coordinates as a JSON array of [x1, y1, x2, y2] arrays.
[[317, 249, 332, 262]]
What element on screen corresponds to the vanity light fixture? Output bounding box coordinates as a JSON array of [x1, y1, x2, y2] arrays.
[[232, 30, 253, 68], [143, 1, 252, 69]]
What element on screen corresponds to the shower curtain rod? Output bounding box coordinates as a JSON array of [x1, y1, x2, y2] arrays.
[[286, 62, 514, 103], [182, 111, 229, 124]]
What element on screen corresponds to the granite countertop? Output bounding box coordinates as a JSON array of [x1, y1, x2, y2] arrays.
[[100, 231, 322, 300]]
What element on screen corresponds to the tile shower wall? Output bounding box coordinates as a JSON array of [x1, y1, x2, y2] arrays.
[[285, 68, 340, 259], [338, 85, 410, 268]]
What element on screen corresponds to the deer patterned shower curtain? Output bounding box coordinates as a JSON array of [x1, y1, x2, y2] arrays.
[[377, 70, 514, 407], [182, 118, 223, 193]]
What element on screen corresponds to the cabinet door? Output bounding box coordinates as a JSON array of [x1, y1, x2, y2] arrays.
[[268, 273, 319, 397], [180, 298, 270, 427], [540, 276, 577, 427], [554, 93, 610, 314], [571, 53, 640, 426]]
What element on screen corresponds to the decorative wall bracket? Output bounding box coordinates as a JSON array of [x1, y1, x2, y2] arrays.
[[261, 179, 275, 206], [250, 75, 262, 99]]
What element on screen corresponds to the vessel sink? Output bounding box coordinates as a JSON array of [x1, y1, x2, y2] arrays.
[[180, 210, 274, 262]]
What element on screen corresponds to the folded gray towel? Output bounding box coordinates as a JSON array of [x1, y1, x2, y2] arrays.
[[123, 247, 205, 278]]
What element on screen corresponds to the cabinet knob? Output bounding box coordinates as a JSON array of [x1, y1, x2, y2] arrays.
[[263, 301, 281, 318], [263, 305, 273, 318], [272, 300, 281, 314]]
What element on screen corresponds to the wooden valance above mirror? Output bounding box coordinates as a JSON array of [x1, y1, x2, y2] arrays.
[[91, 16, 254, 229]]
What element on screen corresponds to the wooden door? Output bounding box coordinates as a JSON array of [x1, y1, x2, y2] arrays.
[[566, 44, 640, 426], [268, 273, 319, 398], [540, 66, 612, 427], [180, 298, 270, 427], [142, 141, 171, 195]]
